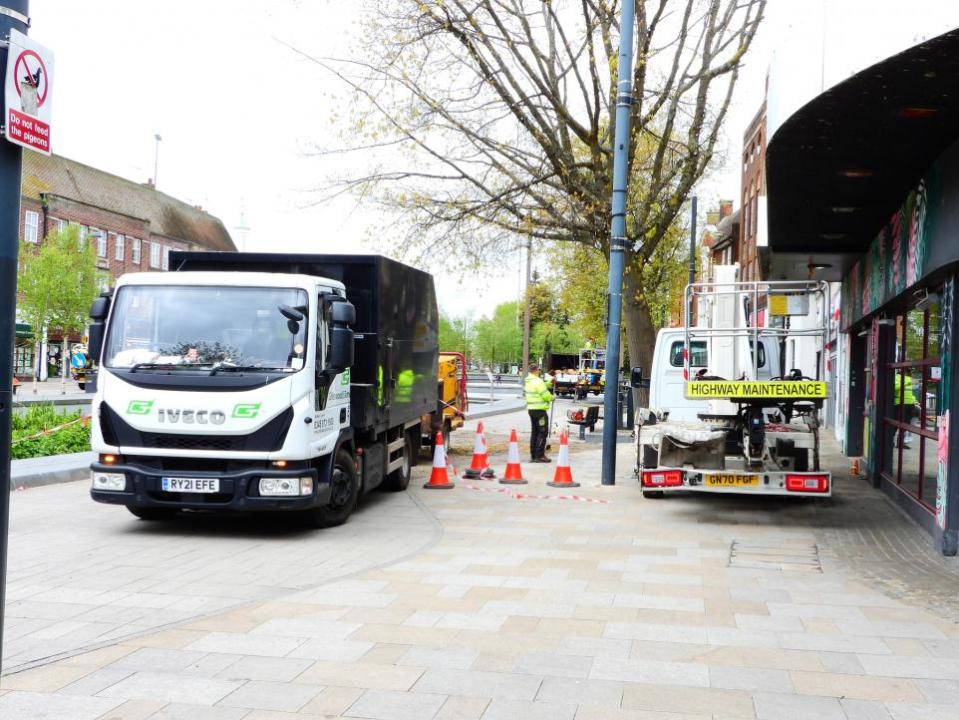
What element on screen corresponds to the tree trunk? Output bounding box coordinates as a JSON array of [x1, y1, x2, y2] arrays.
[[623, 264, 656, 411]]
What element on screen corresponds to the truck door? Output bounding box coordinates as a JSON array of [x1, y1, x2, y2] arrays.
[[315, 295, 329, 414], [654, 334, 707, 422]]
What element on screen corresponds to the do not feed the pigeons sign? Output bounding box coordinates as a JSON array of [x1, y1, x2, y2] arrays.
[[4, 29, 54, 155]]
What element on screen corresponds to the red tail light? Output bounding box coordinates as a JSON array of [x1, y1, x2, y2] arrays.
[[642, 469, 683, 487], [785, 474, 829, 493]]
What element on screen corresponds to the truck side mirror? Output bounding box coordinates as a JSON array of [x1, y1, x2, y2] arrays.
[[630, 367, 649, 389], [88, 324, 105, 364], [328, 326, 354, 373], [331, 301, 356, 325], [321, 298, 356, 377], [87, 292, 113, 364], [90, 296, 110, 320]]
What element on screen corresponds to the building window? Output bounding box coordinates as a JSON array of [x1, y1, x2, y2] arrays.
[[162, 245, 170, 271], [880, 290, 943, 511], [115, 234, 125, 261], [131, 238, 141, 264], [96, 272, 111, 293], [94, 228, 107, 258], [149, 241, 161, 268], [70, 223, 90, 249], [52, 217, 67, 233], [23, 210, 39, 243]]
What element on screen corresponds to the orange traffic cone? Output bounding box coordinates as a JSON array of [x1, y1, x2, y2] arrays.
[[850, 458, 861, 476], [424, 432, 455, 489], [548, 429, 579, 488], [499, 429, 527, 485], [464, 422, 494, 479]]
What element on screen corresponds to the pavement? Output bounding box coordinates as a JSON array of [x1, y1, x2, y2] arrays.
[[3, 408, 959, 719]]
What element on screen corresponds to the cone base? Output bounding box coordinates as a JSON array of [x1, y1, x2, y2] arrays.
[[462, 468, 481, 479], [547, 481, 580, 488], [499, 479, 527, 485], [480, 468, 496, 479], [423, 482, 455, 489]]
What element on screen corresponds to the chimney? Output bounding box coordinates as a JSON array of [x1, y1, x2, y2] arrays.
[[719, 199, 733, 219], [143, 178, 155, 189]]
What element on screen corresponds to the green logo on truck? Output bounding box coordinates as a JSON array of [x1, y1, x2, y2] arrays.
[[231, 403, 261, 419], [126, 400, 154, 415], [341, 368, 350, 386]]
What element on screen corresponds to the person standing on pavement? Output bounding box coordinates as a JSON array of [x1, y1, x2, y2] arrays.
[[525, 363, 553, 462], [894, 370, 919, 447]]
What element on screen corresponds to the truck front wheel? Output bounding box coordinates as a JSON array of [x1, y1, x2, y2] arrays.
[[308, 449, 358, 528]]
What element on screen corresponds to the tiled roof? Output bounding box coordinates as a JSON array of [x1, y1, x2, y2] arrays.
[[21, 153, 235, 251]]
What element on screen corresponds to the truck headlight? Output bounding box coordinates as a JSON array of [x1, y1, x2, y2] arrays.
[[92, 472, 126, 491], [259, 478, 299, 497], [299, 476, 313, 496]]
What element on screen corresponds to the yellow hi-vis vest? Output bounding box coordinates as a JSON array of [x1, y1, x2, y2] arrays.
[[525, 374, 553, 410]]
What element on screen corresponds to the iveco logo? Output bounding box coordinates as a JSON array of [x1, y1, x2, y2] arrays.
[[157, 409, 227, 425]]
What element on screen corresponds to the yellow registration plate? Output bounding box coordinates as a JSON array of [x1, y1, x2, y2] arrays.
[[705, 473, 759, 487]]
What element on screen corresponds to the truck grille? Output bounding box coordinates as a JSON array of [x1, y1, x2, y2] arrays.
[[100, 404, 293, 452]]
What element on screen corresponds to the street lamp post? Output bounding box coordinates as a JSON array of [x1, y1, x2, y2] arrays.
[[601, 0, 636, 486], [521, 238, 532, 373], [0, 0, 31, 678]]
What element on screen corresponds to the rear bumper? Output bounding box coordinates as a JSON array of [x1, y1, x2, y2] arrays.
[[89, 461, 331, 511], [640, 467, 832, 497]]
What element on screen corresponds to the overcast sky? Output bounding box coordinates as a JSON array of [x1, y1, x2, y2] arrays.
[[26, 1, 959, 318]]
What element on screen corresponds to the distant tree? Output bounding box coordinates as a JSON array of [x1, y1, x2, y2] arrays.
[[473, 301, 523, 369], [18, 226, 100, 392], [439, 313, 474, 357]]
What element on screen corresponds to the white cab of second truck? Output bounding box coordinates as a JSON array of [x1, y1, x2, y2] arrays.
[[648, 328, 779, 422]]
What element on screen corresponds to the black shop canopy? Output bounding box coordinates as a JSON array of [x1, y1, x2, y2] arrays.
[[766, 28, 959, 281]]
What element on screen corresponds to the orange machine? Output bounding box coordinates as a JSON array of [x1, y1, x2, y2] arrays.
[[422, 351, 469, 450]]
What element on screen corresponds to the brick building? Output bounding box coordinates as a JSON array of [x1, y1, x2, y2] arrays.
[[739, 101, 767, 282], [15, 153, 235, 378], [668, 200, 736, 327]]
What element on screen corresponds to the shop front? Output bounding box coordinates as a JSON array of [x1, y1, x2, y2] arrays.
[[764, 27, 959, 554], [14, 322, 33, 380], [841, 143, 959, 553]]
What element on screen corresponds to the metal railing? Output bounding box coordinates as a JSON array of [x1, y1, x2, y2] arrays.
[[683, 280, 830, 381]]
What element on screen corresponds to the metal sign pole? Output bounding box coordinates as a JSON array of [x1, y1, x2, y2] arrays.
[[601, 0, 635, 486], [0, 0, 29, 678]]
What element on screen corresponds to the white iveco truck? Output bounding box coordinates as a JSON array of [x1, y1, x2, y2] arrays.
[[87, 253, 438, 527]]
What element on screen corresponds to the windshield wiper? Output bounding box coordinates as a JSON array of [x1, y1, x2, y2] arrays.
[[210, 365, 289, 375], [128, 362, 214, 373], [128, 362, 170, 373]]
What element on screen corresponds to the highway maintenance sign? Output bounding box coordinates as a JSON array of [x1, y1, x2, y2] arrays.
[[3, 29, 53, 155], [685, 380, 827, 400]]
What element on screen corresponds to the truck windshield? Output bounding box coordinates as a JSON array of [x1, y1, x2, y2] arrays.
[[104, 285, 309, 372]]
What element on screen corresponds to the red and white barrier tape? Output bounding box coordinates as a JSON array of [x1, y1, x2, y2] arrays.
[[12, 415, 90, 445], [463, 483, 610, 504]]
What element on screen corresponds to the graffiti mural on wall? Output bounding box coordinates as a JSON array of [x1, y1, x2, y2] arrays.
[[937, 278, 953, 530], [841, 175, 939, 329]]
